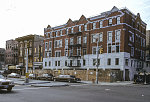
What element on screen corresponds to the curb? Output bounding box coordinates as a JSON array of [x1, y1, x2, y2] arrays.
[[31, 84, 69, 87], [15, 81, 50, 85]]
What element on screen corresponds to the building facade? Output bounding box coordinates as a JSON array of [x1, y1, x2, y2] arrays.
[[5, 39, 18, 66], [43, 6, 146, 81], [16, 34, 44, 75], [145, 30, 150, 72], [0, 48, 5, 69]]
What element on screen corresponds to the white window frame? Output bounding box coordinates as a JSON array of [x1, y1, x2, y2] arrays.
[[71, 27, 74, 33], [79, 26, 81, 32], [77, 36, 81, 44], [116, 17, 120, 24], [93, 22, 96, 29], [49, 41, 52, 50], [84, 24, 87, 31], [131, 47, 134, 57], [64, 49, 68, 56], [45, 42, 48, 50], [70, 38, 74, 45], [55, 50, 61, 57], [100, 21, 103, 28], [83, 36, 87, 44], [115, 30, 121, 41], [107, 31, 112, 42], [109, 18, 112, 26], [92, 47, 97, 54], [99, 32, 103, 42], [92, 34, 96, 43]]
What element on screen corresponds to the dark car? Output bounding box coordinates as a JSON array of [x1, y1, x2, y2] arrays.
[[37, 74, 53, 81], [53, 75, 81, 83]]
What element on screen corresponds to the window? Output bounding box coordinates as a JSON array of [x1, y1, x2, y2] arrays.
[[116, 17, 120, 24], [49, 51, 52, 57], [108, 18, 112, 26], [49, 61, 51, 66], [84, 24, 87, 31], [77, 48, 81, 56], [59, 40, 62, 47], [58, 61, 60, 66], [131, 47, 134, 56], [125, 59, 128, 66], [115, 58, 119, 65], [92, 47, 96, 54], [65, 39, 68, 46], [116, 45, 119, 53], [143, 38, 145, 47], [65, 60, 67, 66], [99, 33, 103, 42], [83, 36, 87, 44], [79, 26, 81, 32], [64, 50, 68, 56], [83, 59, 86, 66], [35, 48, 36, 53], [54, 40, 62, 48], [60, 30, 62, 36], [83, 48, 87, 55], [71, 27, 74, 33], [93, 59, 96, 66], [100, 21, 103, 28], [107, 58, 111, 65], [69, 49, 73, 56], [107, 32, 112, 41], [92, 35, 96, 43], [131, 60, 133, 67], [116, 30, 120, 40], [108, 45, 111, 53], [49, 41, 52, 50], [56, 31, 59, 37], [70, 38, 74, 45], [50, 32, 52, 38], [55, 51, 61, 57], [55, 61, 57, 66], [45, 62, 47, 67], [66, 28, 69, 34], [45, 42, 48, 50], [77, 36, 81, 44], [93, 22, 96, 29]]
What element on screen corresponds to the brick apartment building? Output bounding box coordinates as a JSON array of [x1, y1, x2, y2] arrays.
[[43, 6, 146, 82], [16, 34, 44, 75]]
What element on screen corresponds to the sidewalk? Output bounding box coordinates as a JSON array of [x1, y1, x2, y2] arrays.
[[9, 78, 69, 87], [81, 81, 134, 86]]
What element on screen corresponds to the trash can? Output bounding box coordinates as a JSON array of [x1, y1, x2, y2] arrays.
[[92, 79, 95, 84]]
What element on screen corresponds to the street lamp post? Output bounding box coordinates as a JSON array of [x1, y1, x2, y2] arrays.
[[25, 41, 29, 83]]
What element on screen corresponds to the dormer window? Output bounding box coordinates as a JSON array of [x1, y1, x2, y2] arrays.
[[71, 27, 74, 33], [108, 18, 112, 26]]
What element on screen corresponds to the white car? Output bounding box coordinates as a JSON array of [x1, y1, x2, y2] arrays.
[[7, 73, 21, 78], [0, 74, 15, 92]]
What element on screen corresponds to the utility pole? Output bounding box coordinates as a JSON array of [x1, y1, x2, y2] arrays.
[[96, 40, 99, 84], [25, 41, 29, 83]]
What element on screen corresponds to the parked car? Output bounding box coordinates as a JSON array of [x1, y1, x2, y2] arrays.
[[7, 73, 21, 78], [0, 74, 15, 92], [37, 74, 53, 81], [53, 75, 81, 83], [29, 74, 36, 79]]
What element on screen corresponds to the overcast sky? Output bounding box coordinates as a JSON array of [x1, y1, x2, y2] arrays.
[[0, 0, 150, 48]]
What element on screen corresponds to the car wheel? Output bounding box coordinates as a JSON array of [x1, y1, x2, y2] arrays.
[[68, 80, 71, 83], [7, 87, 12, 92]]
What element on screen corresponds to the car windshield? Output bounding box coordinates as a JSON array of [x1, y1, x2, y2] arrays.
[[0, 75, 5, 79]]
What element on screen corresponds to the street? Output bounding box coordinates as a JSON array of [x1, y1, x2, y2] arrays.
[[0, 83, 150, 102]]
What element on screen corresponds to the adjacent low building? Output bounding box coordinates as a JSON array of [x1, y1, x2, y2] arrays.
[[43, 6, 146, 82], [0, 48, 5, 69]]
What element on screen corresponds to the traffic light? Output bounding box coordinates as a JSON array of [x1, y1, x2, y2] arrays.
[[27, 41, 30, 48], [100, 48, 103, 54]]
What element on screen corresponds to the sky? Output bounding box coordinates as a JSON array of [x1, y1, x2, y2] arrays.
[[0, 0, 150, 48]]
